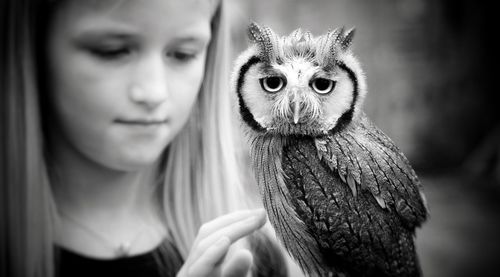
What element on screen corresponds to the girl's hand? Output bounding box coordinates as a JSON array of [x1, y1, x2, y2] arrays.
[[177, 209, 267, 277]]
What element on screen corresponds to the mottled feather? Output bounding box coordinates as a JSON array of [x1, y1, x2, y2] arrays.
[[282, 127, 425, 276], [315, 113, 427, 229], [250, 135, 332, 276]]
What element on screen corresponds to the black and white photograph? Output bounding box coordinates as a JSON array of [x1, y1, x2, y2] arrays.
[[1, 1, 498, 276]]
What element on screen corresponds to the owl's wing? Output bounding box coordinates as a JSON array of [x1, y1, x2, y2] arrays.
[[315, 113, 428, 229]]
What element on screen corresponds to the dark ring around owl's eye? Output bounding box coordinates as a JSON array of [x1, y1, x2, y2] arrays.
[[311, 78, 335, 95], [259, 76, 286, 93]]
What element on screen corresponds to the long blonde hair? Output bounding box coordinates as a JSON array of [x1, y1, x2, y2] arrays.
[[0, 0, 251, 276], [162, 0, 251, 257], [1, 0, 55, 276]]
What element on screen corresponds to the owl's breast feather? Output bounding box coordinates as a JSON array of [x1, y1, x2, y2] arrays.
[[249, 134, 334, 276], [249, 115, 427, 276]]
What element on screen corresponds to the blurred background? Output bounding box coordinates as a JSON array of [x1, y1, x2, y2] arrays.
[[227, 0, 500, 276]]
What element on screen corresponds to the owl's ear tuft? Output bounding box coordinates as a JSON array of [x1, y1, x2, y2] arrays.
[[248, 22, 264, 43], [246, 22, 278, 63], [289, 28, 303, 43], [334, 27, 346, 44], [303, 31, 313, 42], [340, 28, 356, 51]]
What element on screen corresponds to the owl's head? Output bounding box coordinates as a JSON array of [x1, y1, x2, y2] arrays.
[[232, 22, 367, 137]]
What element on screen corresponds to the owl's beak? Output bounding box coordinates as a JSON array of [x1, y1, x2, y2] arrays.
[[293, 101, 301, 124]]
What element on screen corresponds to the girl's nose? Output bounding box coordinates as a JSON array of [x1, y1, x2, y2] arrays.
[[128, 55, 169, 110], [129, 84, 168, 110]]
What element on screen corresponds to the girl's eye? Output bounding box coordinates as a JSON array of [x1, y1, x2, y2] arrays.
[[89, 47, 130, 60], [260, 76, 286, 93], [167, 51, 197, 62], [310, 78, 336, 94]]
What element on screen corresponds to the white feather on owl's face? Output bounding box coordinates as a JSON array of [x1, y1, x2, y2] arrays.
[[232, 23, 367, 137]]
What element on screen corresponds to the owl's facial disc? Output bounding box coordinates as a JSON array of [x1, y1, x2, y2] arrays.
[[236, 24, 366, 137], [238, 50, 359, 137], [242, 60, 345, 136]]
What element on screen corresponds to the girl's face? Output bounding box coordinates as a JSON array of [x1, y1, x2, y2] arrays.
[[48, 0, 212, 171]]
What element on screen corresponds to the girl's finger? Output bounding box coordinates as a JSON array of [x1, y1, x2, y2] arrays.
[[192, 210, 266, 261], [194, 209, 264, 244], [187, 236, 231, 277], [182, 209, 267, 274], [221, 249, 253, 277]]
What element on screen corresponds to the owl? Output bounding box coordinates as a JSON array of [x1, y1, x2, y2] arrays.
[[232, 23, 428, 277]]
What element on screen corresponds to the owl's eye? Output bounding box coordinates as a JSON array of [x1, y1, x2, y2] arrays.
[[311, 78, 336, 95], [260, 76, 286, 93]]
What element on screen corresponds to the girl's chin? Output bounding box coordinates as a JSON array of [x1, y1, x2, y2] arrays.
[[103, 148, 166, 172]]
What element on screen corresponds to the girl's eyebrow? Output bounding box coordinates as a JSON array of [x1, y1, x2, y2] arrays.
[[75, 30, 211, 46], [174, 35, 211, 46], [76, 29, 135, 39]]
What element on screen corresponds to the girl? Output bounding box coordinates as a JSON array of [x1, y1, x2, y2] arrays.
[[0, 0, 299, 276]]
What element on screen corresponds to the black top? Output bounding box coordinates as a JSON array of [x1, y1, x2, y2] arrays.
[[56, 239, 183, 277], [56, 232, 288, 277]]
